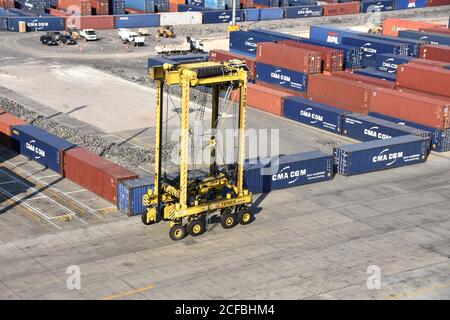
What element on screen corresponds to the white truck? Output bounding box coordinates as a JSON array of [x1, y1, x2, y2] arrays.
[[118, 28, 145, 47], [79, 29, 98, 41], [155, 37, 204, 55]]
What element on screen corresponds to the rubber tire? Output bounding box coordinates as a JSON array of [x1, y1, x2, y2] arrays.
[[141, 212, 153, 225], [221, 211, 237, 229], [187, 218, 206, 237], [169, 224, 186, 241], [238, 209, 254, 225]]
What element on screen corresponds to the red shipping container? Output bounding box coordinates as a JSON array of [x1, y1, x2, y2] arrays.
[[246, 83, 290, 116], [307, 74, 374, 114], [125, 8, 146, 14], [427, 0, 450, 6], [396, 64, 450, 98], [90, 0, 109, 15], [331, 71, 396, 89], [49, 8, 70, 17], [66, 15, 115, 30], [369, 88, 450, 129], [382, 18, 447, 36], [323, 2, 360, 16], [410, 58, 450, 68], [255, 80, 307, 98], [169, 3, 178, 12], [0, 0, 14, 8], [59, 0, 92, 15], [0, 112, 27, 148], [209, 49, 257, 81], [280, 40, 344, 73], [256, 42, 322, 74], [420, 45, 450, 63], [63, 147, 139, 204], [396, 87, 450, 102]]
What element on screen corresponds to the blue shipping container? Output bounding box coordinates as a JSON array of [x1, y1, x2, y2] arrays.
[[300, 37, 363, 69], [188, 0, 205, 6], [110, 0, 126, 15], [362, 33, 424, 57], [309, 25, 358, 45], [283, 96, 349, 134], [361, 0, 394, 13], [369, 112, 450, 153], [342, 35, 410, 60], [342, 113, 431, 143], [0, 17, 8, 32], [259, 8, 284, 21], [124, 0, 155, 12], [398, 30, 450, 46], [244, 151, 334, 193], [375, 53, 412, 74], [284, 5, 323, 19], [353, 67, 397, 81], [334, 135, 429, 176], [251, 28, 301, 42], [394, 0, 427, 10], [11, 125, 76, 174], [256, 63, 308, 93], [114, 14, 160, 28], [117, 178, 154, 216], [203, 10, 244, 24], [8, 17, 65, 32], [245, 9, 260, 21], [204, 0, 226, 9], [177, 4, 208, 11], [229, 30, 288, 56], [288, 0, 317, 5]]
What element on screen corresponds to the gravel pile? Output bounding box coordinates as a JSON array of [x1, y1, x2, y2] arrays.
[[0, 95, 176, 169]]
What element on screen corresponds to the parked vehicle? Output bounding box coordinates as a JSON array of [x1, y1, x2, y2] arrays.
[[118, 28, 145, 46], [155, 36, 204, 55], [59, 34, 77, 45], [79, 29, 98, 41], [40, 32, 59, 46]]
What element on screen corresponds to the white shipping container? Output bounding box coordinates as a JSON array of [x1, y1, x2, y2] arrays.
[[159, 12, 202, 26]]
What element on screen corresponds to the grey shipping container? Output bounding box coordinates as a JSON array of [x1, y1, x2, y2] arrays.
[[117, 178, 154, 216], [333, 135, 429, 176]]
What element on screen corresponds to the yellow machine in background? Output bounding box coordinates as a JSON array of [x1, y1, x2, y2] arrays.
[[142, 61, 254, 241]]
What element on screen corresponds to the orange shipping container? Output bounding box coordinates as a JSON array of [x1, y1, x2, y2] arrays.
[[90, 0, 109, 16], [396, 64, 450, 98], [255, 80, 307, 98], [59, 0, 92, 15], [331, 71, 396, 89], [420, 45, 450, 63], [369, 88, 450, 129], [49, 8, 70, 17], [409, 58, 449, 68], [66, 15, 115, 29], [323, 2, 360, 16], [0, 112, 27, 148], [307, 74, 374, 114], [63, 147, 139, 204], [246, 83, 290, 116], [382, 18, 447, 37]]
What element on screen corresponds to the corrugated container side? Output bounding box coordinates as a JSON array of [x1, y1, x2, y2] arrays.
[[409, 58, 450, 68], [420, 28, 450, 35], [362, 32, 424, 57], [256, 62, 308, 93], [283, 5, 323, 19], [306, 74, 374, 114], [342, 113, 431, 143], [334, 135, 428, 176], [393, 0, 426, 10], [11, 125, 76, 174], [353, 67, 397, 82], [244, 8, 260, 21], [369, 112, 450, 152], [323, 1, 360, 16], [396, 64, 450, 98], [360, 0, 394, 13], [283, 96, 349, 134], [66, 15, 115, 30], [259, 7, 284, 20], [117, 178, 154, 216], [309, 24, 358, 44], [368, 87, 450, 129], [229, 30, 288, 56], [280, 40, 344, 72], [420, 45, 450, 63], [255, 80, 307, 97], [342, 35, 409, 61], [427, 0, 450, 6], [203, 10, 244, 24], [256, 41, 322, 74], [398, 30, 450, 46], [0, 112, 27, 149], [247, 83, 290, 116], [8, 17, 65, 32], [159, 12, 202, 25], [331, 70, 397, 88], [375, 53, 412, 74], [382, 18, 446, 36], [244, 151, 333, 193], [114, 14, 160, 28], [63, 147, 139, 204]]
